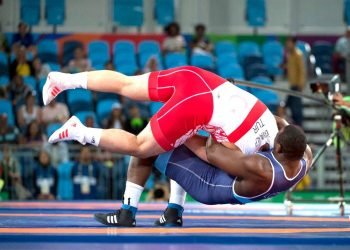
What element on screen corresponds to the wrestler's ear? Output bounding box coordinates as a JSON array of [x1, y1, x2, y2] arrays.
[[275, 142, 282, 154]]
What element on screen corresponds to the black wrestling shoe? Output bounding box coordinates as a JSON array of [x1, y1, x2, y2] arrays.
[[94, 208, 136, 227], [154, 206, 183, 227]]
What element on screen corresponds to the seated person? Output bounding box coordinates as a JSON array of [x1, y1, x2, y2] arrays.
[[10, 46, 34, 79], [162, 22, 186, 54], [32, 56, 51, 80], [105, 102, 125, 129], [17, 91, 41, 131], [190, 24, 213, 55], [66, 47, 92, 73], [33, 150, 57, 200], [19, 120, 46, 145], [41, 99, 69, 125], [124, 105, 148, 135], [12, 22, 34, 49]]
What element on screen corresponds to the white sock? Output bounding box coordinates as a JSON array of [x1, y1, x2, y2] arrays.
[[123, 181, 144, 208], [84, 127, 102, 146], [68, 72, 88, 89], [169, 180, 186, 207]]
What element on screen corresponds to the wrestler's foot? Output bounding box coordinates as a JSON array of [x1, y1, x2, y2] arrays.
[[43, 72, 87, 105], [154, 203, 183, 227], [48, 116, 87, 144], [94, 208, 136, 227]]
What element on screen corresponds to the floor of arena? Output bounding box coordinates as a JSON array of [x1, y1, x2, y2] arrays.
[[0, 201, 349, 249]]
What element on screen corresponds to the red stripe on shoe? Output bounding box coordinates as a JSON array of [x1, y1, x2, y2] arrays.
[[59, 132, 62, 139], [227, 100, 268, 143], [54, 86, 60, 93], [65, 129, 68, 138]]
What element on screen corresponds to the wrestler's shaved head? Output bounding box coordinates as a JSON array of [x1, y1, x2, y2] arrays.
[[276, 125, 307, 160]]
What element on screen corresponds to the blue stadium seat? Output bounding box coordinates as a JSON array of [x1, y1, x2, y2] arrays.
[[23, 76, 37, 91], [245, 63, 269, 80], [155, 0, 175, 25], [242, 55, 264, 69], [190, 54, 214, 70], [113, 40, 136, 55], [47, 62, 61, 71], [0, 76, 10, 87], [312, 41, 333, 57], [74, 111, 98, 127], [113, 0, 143, 27], [138, 40, 161, 55], [251, 76, 273, 85], [0, 99, 15, 126], [345, 0, 350, 25], [57, 161, 74, 200], [63, 40, 84, 66], [246, 0, 266, 27], [238, 41, 260, 62], [114, 53, 138, 75], [262, 40, 284, 76], [217, 54, 238, 68], [164, 53, 187, 69], [67, 89, 94, 114], [250, 88, 279, 113], [150, 102, 163, 116], [218, 63, 244, 79], [20, 0, 40, 26], [46, 122, 62, 137], [0, 52, 8, 76], [97, 99, 120, 122], [88, 40, 110, 70], [214, 41, 236, 56], [96, 92, 120, 102], [46, 0, 65, 25], [37, 39, 59, 63]]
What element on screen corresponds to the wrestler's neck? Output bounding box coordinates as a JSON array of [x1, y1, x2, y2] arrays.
[[272, 150, 301, 173]]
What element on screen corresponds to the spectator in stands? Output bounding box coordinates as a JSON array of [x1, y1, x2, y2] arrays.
[[162, 22, 186, 54], [190, 24, 213, 55], [124, 105, 148, 135], [12, 22, 34, 49], [0, 114, 19, 144], [41, 99, 69, 125], [17, 91, 41, 131], [33, 149, 57, 200], [0, 87, 8, 100], [7, 74, 30, 107], [143, 56, 161, 73], [105, 102, 125, 129], [72, 147, 99, 200], [10, 46, 34, 79], [66, 46, 92, 73], [284, 36, 305, 127], [20, 120, 46, 145], [0, 31, 9, 53], [32, 56, 51, 80], [334, 28, 350, 82]]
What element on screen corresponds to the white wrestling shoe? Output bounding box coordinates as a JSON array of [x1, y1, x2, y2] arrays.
[[43, 72, 86, 105], [48, 116, 87, 144]]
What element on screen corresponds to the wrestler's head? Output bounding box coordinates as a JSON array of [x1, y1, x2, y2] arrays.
[[274, 125, 307, 161]]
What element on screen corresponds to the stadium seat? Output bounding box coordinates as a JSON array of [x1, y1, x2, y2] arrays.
[[96, 92, 120, 102], [45, 0, 65, 25], [190, 54, 215, 70], [251, 76, 273, 85], [67, 89, 94, 114], [0, 76, 10, 87], [218, 63, 244, 79], [155, 0, 175, 25], [114, 53, 138, 75], [20, 0, 40, 26], [214, 41, 236, 56], [312, 41, 334, 74], [0, 52, 8, 76], [217, 53, 238, 68], [57, 161, 74, 200], [150, 102, 163, 116], [138, 40, 161, 55], [262, 40, 284, 76], [62, 40, 84, 66], [74, 111, 98, 127], [345, 0, 350, 25], [47, 62, 61, 71], [250, 88, 279, 113], [46, 123, 62, 137], [97, 99, 120, 122], [37, 39, 59, 63], [113, 0, 143, 27], [0, 99, 15, 126], [113, 40, 136, 55], [242, 55, 264, 69], [23, 76, 37, 91], [88, 40, 110, 70], [245, 63, 269, 80], [238, 41, 261, 62], [164, 53, 188, 69], [246, 0, 266, 27]]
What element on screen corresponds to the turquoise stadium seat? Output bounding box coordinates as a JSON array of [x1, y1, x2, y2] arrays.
[[97, 99, 120, 122], [217, 53, 238, 68], [38, 39, 59, 63], [46, 123, 62, 137], [215, 41, 236, 56], [138, 40, 161, 55], [88, 40, 110, 69], [164, 53, 187, 69], [0, 76, 10, 87], [262, 40, 284, 76], [0, 52, 8, 76], [345, 0, 350, 25], [46, 0, 65, 25], [57, 161, 74, 200], [238, 41, 260, 62], [218, 63, 244, 79], [74, 111, 98, 127], [113, 0, 143, 27], [23, 76, 37, 92], [150, 102, 163, 116], [0, 99, 15, 126], [155, 0, 175, 25], [246, 0, 266, 27], [113, 40, 138, 74], [113, 40, 136, 55], [20, 0, 40, 26], [245, 63, 269, 80], [190, 54, 215, 70], [251, 76, 273, 85], [62, 40, 83, 66], [67, 89, 94, 114]]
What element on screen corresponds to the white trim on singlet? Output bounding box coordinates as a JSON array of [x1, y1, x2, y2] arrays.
[[157, 91, 212, 121], [158, 68, 213, 91], [168, 161, 233, 188], [232, 153, 275, 200], [270, 152, 303, 181]]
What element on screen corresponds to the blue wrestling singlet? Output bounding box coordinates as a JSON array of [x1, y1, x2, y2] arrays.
[[155, 145, 308, 205]]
